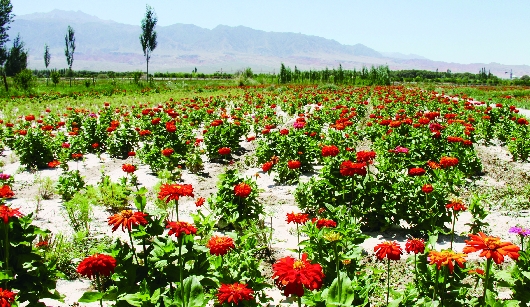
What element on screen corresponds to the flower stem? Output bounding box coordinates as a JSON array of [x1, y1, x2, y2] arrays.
[[334, 244, 341, 303], [4, 225, 8, 270], [297, 295, 301, 307], [450, 212, 456, 250], [386, 258, 390, 306], [128, 230, 139, 264], [175, 199, 179, 221], [414, 253, 417, 283], [482, 258, 492, 303], [433, 268, 440, 302], [95, 274, 103, 307], [296, 223, 301, 258], [178, 236, 184, 302]]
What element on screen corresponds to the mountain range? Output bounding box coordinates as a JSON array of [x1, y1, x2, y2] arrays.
[[9, 10, 530, 77]]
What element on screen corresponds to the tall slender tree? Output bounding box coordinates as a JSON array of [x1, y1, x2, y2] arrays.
[[44, 43, 50, 85], [5, 34, 27, 77], [140, 5, 157, 82], [64, 25, 75, 87], [0, 0, 13, 91]]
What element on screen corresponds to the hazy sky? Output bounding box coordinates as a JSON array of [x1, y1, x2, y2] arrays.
[[11, 0, 530, 65]]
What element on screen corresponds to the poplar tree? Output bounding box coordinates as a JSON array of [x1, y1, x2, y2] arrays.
[[0, 0, 13, 91], [140, 5, 157, 82], [64, 25, 75, 87]]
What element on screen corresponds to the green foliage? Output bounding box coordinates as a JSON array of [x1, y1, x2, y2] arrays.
[[87, 175, 131, 213], [50, 70, 60, 86], [62, 190, 93, 233], [13, 68, 33, 90], [140, 5, 157, 79], [56, 169, 85, 202], [13, 127, 54, 169], [107, 121, 139, 159]]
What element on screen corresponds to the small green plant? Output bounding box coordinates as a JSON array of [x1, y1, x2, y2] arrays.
[[56, 169, 85, 202], [14, 69, 35, 91], [87, 175, 131, 212], [13, 128, 54, 169], [35, 175, 55, 200], [50, 70, 60, 86], [62, 190, 93, 233]]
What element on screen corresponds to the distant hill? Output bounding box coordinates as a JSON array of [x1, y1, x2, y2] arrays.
[[8, 10, 530, 76]]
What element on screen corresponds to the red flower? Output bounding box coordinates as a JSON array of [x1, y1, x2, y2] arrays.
[[166, 121, 176, 133], [356, 151, 376, 163], [447, 136, 463, 143], [0, 288, 16, 307], [195, 197, 205, 207], [218, 147, 231, 155], [207, 235, 235, 256], [463, 232, 520, 264], [161, 148, 174, 156], [71, 153, 83, 160], [517, 118, 529, 125], [408, 167, 426, 176], [166, 221, 197, 238], [128, 151, 136, 157], [0, 205, 23, 224], [107, 210, 148, 232], [217, 283, 254, 305], [339, 160, 367, 176], [321, 145, 339, 157], [262, 161, 273, 172], [0, 186, 15, 199], [272, 253, 324, 297], [314, 218, 337, 229], [280, 129, 289, 135], [76, 253, 117, 279], [121, 164, 136, 174], [158, 183, 194, 203], [422, 184, 433, 193], [287, 160, 301, 169], [234, 182, 252, 198], [428, 250, 467, 273], [405, 238, 425, 254], [286, 212, 309, 225], [440, 156, 459, 168], [374, 241, 402, 261], [446, 200, 466, 212]]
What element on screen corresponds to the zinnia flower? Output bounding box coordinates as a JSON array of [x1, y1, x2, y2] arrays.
[[463, 232, 520, 264], [340, 160, 367, 176], [217, 283, 254, 305], [234, 182, 252, 198], [509, 226, 530, 237], [121, 164, 136, 174], [405, 238, 425, 254], [218, 147, 231, 155], [0, 186, 15, 199], [374, 241, 403, 261], [446, 200, 466, 211], [195, 197, 205, 207], [0, 288, 16, 307], [321, 145, 339, 157], [440, 156, 459, 168], [287, 160, 301, 169], [107, 210, 148, 232], [428, 250, 467, 273], [286, 212, 309, 225], [158, 183, 194, 203], [48, 160, 60, 168], [0, 205, 23, 224], [262, 161, 273, 172], [207, 235, 235, 256], [314, 218, 337, 229], [272, 253, 324, 297], [76, 253, 117, 279], [408, 167, 426, 176], [161, 148, 174, 156], [356, 150, 376, 163], [166, 221, 197, 238], [422, 184, 433, 193]]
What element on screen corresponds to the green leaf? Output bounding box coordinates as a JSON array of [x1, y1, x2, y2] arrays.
[[120, 293, 150, 307], [0, 270, 14, 281], [78, 291, 104, 303], [325, 272, 355, 306], [174, 275, 206, 307]]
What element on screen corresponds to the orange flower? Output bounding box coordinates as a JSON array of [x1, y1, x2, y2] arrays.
[[76, 253, 117, 279], [440, 156, 459, 168], [234, 182, 252, 198], [166, 221, 197, 238], [158, 183, 194, 203], [48, 160, 61, 168], [272, 253, 324, 297], [374, 241, 403, 261], [446, 200, 466, 211], [207, 235, 235, 256], [262, 161, 273, 172], [428, 250, 467, 273], [286, 212, 309, 225], [107, 210, 148, 232], [463, 232, 520, 264], [287, 160, 302, 169], [427, 161, 440, 169], [321, 145, 339, 157], [0, 205, 23, 224], [195, 197, 205, 207], [217, 283, 254, 305], [0, 186, 15, 199]]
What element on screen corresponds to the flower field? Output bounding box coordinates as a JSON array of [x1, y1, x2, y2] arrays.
[[0, 84, 529, 306]]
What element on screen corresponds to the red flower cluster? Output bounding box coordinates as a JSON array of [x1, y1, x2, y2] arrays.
[[207, 235, 235, 256], [0, 185, 14, 199], [158, 183, 194, 203], [340, 160, 367, 176], [108, 210, 148, 232], [314, 218, 337, 229], [463, 232, 520, 264], [440, 156, 459, 168], [161, 148, 174, 156], [408, 167, 426, 176], [121, 164, 136, 174], [374, 241, 402, 260], [272, 253, 324, 297], [405, 238, 425, 254], [77, 253, 117, 279], [0, 205, 23, 224], [166, 221, 197, 238], [321, 145, 339, 157], [218, 147, 231, 155], [356, 150, 376, 163], [286, 212, 309, 225], [262, 161, 273, 172], [287, 160, 301, 169], [0, 288, 16, 307], [234, 182, 252, 198], [217, 283, 254, 305]]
